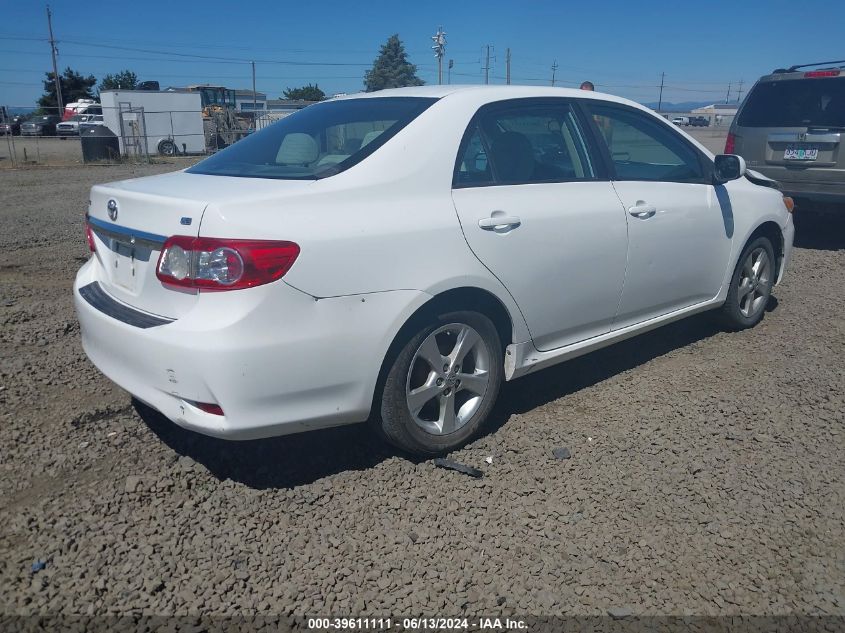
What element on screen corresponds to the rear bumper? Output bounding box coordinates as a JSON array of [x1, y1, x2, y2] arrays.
[[752, 167, 845, 205], [73, 258, 428, 440]]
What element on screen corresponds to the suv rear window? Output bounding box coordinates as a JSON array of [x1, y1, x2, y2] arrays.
[[188, 97, 436, 180], [737, 77, 845, 127]]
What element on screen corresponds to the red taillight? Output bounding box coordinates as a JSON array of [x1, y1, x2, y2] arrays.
[[86, 222, 97, 253], [156, 236, 299, 291], [724, 132, 736, 154], [804, 70, 840, 78], [194, 402, 224, 416]]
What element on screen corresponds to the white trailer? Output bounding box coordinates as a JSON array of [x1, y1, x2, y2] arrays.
[[99, 90, 205, 156]]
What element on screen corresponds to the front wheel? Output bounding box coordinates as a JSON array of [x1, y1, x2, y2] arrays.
[[718, 236, 775, 330], [377, 311, 503, 456]]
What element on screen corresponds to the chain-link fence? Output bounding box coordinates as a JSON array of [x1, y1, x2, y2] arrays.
[[0, 102, 278, 168]]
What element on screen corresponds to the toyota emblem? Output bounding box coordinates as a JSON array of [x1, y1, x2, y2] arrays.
[[107, 199, 118, 221]]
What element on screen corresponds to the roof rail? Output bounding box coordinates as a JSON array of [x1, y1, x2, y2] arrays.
[[781, 59, 845, 72]]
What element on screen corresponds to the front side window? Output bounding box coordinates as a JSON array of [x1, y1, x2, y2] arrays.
[[188, 97, 436, 180], [454, 101, 595, 187], [587, 104, 705, 183]]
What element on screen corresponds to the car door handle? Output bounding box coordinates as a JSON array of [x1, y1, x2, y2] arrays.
[[478, 215, 521, 230], [628, 204, 657, 219]]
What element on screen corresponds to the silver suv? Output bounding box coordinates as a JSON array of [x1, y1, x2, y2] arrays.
[[728, 61, 844, 210]]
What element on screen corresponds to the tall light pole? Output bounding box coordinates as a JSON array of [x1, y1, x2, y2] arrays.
[[551, 60, 558, 86], [431, 26, 446, 85], [448, 59, 453, 85], [46, 5, 63, 115]]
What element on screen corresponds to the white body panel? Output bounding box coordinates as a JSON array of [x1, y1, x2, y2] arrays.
[[452, 182, 628, 350], [99, 91, 205, 155], [74, 85, 794, 440], [611, 180, 732, 328]]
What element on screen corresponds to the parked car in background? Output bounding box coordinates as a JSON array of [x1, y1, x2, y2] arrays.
[[57, 107, 104, 138], [75, 85, 794, 456], [689, 116, 710, 127], [728, 61, 845, 209], [21, 115, 61, 136], [0, 116, 24, 136], [671, 116, 688, 126]]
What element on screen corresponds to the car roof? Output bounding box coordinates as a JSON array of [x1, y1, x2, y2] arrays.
[[331, 84, 648, 111], [759, 62, 844, 83]]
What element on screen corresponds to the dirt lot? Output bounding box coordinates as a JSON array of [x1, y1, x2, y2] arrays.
[[0, 156, 844, 624]]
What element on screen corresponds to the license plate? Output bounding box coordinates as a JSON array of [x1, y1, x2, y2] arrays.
[[112, 241, 136, 291], [784, 145, 818, 160]]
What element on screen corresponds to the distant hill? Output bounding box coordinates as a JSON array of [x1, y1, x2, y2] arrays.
[[640, 100, 715, 112]]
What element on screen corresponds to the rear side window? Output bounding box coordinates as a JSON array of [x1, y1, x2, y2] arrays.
[[737, 77, 845, 127], [587, 104, 705, 183], [454, 100, 595, 187], [188, 97, 436, 180]]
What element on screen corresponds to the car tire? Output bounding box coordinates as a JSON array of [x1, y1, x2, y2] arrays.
[[377, 311, 503, 457], [157, 139, 178, 156], [718, 236, 775, 330]]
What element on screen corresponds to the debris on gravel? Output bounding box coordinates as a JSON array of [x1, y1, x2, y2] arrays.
[[1, 164, 844, 619], [552, 447, 572, 460], [607, 606, 633, 619], [432, 457, 484, 478]]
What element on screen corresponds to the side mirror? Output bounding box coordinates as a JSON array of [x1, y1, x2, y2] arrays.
[[714, 154, 746, 184]]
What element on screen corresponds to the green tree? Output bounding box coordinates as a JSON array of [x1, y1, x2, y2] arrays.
[[364, 34, 424, 92], [282, 83, 325, 101], [99, 70, 138, 92], [37, 67, 97, 113]]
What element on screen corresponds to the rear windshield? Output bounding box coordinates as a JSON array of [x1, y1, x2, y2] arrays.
[[188, 97, 437, 180], [737, 77, 845, 127]]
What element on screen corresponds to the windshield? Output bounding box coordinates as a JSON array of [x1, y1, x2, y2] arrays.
[[738, 77, 845, 127], [188, 96, 437, 180]]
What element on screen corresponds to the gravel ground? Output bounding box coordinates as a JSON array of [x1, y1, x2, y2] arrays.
[[0, 161, 844, 623]]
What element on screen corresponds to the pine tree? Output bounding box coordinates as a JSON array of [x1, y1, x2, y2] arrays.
[[364, 35, 424, 92], [38, 67, 97, 112], [99, 70, 138, 92]]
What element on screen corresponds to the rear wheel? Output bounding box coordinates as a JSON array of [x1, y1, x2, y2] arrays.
[[157, 139, 177, 156], [718, 236, 775, 330], [378, 311, 502, 456]]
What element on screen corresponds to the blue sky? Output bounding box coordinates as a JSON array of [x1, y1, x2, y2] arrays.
[[1, 0, 842, 108]]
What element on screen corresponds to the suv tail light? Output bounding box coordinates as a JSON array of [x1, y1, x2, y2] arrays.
[[156, 237, 299, 290], [724, 132, 736, 154]]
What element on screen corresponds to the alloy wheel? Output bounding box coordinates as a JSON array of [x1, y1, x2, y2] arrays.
[[405, 323, 491, 435], [738, 247, 771, 318]]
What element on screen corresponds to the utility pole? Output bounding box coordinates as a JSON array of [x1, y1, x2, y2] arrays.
[[551, 60, 558, 86], [448, 59, 453, 85], [736, 79, 743, 103], [725, 82, 732, 104], [483, 45, 492, 85], [46, 5, 63, 115], [431, 26, 446, 85], [506, 48, 511, 85], [658, 72, 665, 112], [251, 61, 257, 127]]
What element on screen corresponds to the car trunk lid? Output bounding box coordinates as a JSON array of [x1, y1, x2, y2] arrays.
[[87, 171, 315, 319]]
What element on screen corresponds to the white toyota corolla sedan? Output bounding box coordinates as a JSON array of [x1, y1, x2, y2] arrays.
[[74, 86, 794, 456]]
